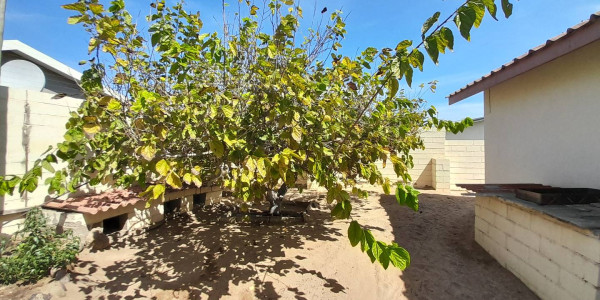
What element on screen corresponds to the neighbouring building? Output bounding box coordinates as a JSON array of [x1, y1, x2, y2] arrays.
[[449, 13, 600, 300]]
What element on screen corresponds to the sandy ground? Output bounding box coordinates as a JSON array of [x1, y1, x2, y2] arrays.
[[0, 189, 538, 300]]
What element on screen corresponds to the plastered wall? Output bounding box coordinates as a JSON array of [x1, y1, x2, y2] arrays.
[[484, 40, 600, 189]]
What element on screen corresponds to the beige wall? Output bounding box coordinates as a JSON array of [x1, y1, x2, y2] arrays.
[[484, 40, 600, 189], [0, 86, 83, 212], [376, 126, 485, 190]]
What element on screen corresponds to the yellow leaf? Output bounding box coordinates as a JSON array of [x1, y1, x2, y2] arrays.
[[116, 58, 129, 67], [155, 159, 170, 176], [67, 15, 82, 24], [257, 158, 267, 177], [183, 173, 192, 185], [166, 172, 183, 189], [221, 105, 234, 119], [107, 99, 121, 111], [192, 165, 201, 176], [140, 145, 157, 161], [246, 157, 256, 173], [250, 5, 258, 15], [88, 38, 99, 54], [89, 3, 104, 14], [191, 174, 202, 187], [83, 123, 101, 134], [152, 184, 165, 200], [292, 126, 302, 142]]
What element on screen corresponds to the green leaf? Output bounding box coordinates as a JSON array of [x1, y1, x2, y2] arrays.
[[348, 221, 363, 247], [404, 65, 413, 88], [454, 6, 476, 41], [209, 139, 225, 158], [41, 161, 55, 173], [155, 159, 170, 176], [389, 245, 411, 270], [482, 0, 498, 20], [501, 0, 513, 18], [361, 229, 375, 252], [395, 40, 412, 51], [409, 49, 425, 71], [424, 36, 439, 64], [396, 184, 420, 212], [378, 242, 390, 269], [152, 184, 165, 200], [166, 172, 182, 189], [421, 11, 440, 38], [440, 27, 454, 51], [331, 199, 352, 219], [140, 145, 157, 161], [371, 240, 384, 263], [469, 2, 486, 28], [388, 77, 399, 100]]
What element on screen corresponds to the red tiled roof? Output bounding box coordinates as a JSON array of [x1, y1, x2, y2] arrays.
[[448, 12, 600, 104], [42, 189, 144, 215]]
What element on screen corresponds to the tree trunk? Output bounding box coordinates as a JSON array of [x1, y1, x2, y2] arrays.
[[266, 183, 288, 215]]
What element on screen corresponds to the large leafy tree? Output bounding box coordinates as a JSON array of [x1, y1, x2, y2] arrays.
[[0, 0, 512, 270]]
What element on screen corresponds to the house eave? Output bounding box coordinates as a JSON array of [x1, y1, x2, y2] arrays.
[[448, 12, 600, 105]]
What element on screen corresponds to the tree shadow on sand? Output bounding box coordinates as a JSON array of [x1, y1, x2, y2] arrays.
[[378, 192, 539, 300], [70, 192, 346, 299]]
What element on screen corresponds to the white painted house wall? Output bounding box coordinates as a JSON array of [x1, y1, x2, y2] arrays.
[[0, 87, 83, 213], [484, 39, 600, 189]]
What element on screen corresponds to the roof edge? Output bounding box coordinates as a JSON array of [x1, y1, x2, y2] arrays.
[[2, 40, 83, 83], [448, 12, 600, 105]]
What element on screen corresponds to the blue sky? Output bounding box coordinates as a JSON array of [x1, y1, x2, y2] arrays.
[[5, 0, 600, 120]]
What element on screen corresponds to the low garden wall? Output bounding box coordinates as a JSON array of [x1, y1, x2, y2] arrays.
[[475, 195, 600, 300]]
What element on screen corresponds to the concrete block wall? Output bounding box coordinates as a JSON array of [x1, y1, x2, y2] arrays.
[[431, 158, 450, 191], [376, 129, 484, 190], [475, 195, 600, 300], [376, 130, 446, 188], [444, 140, 485, 190]]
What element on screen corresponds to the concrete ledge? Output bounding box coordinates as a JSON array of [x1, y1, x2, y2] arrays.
[[475, 195, 600, 300]]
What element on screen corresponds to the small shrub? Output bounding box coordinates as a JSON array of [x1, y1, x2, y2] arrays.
[[0, 208, 79, 284]]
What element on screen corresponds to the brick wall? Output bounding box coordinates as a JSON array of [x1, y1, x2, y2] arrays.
[[475, 195, 600, 300]]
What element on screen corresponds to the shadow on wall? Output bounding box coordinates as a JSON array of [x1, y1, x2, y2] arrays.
[[413, 160, 432, 189], [378, 193, 537, 300], [70, 195, 346, 299]]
